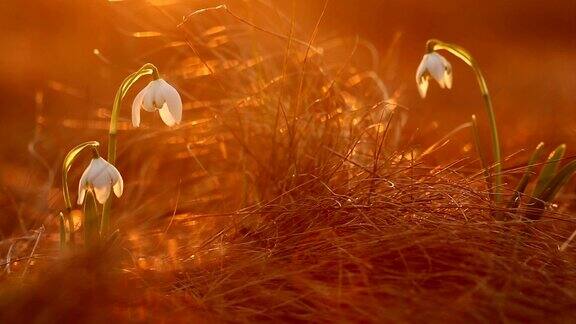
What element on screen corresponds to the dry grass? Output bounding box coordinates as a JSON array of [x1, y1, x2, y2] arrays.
[[1, 1, 575, 322]]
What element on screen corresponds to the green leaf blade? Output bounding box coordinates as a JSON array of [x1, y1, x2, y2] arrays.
[[532, 144, 566, 198], [507, 142, 545, 210], [83, 190, 100, 247]]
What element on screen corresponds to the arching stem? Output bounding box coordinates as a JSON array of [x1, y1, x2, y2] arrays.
[[101, 63, 159, 236], [61, 141, 100, 247], [427, 39, 503, 209]]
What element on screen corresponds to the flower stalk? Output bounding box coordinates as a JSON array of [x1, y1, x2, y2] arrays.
[[425, 39, 503, 206], [61, 62, 181, 246], [101, 63, 159, 236], [107, 63, 159, 164], [61, 141, 100, 246]]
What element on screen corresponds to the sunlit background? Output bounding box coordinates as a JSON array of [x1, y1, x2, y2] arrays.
[[2, 0, 574, 154], [1, 0, 574, 194]]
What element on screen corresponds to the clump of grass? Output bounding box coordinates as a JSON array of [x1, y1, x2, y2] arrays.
[[0, 0, 575, 322]]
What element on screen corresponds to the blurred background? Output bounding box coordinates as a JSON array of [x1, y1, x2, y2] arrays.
[[0, 0, 574, 234]]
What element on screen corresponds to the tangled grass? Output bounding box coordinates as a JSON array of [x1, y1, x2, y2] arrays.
[[0, 1, 575, 322]]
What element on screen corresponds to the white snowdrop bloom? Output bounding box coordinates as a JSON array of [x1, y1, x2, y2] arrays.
[[415, 52, 453, 98], [77, 157, 124, 205], [132, 79, 183, 127]]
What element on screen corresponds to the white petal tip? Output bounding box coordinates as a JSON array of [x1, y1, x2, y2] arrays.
[[417, 78, 429, 99]]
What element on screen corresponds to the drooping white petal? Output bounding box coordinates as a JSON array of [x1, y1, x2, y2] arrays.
[[77, 187, 87, 205], [159, 80, 182, 125], [415, 55, 428, 83], [77, 162, 92, 205], [90, 160, 113, 204], [131, 85, 148, 127], [113, 180, 123, 198], [416, 55, 431, 98], [88, 159, 110, 186], [416, 52, 453, 97], [442, 61, 453, 89], [132, 78, 183, 127], [142, 81, 159, 112], [427, 53, 447, 88], [77, 177, 88, 205], [417, 76, 429, 98], [76, 157, 123, 205], [158, 103, 177, 126], [108, 165, 124, 198], [154, 83, 165, 108], [93, 184, 112, 204]]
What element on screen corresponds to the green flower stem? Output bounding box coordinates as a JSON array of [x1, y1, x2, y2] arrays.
[[101, 63, 160, 236], [427, 39, 503, 205], [61, 141, 100, 246]]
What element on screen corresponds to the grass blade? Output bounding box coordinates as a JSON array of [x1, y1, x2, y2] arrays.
[[538, 160, 576, 203], [507, 142, 545, 210], [532, 144, 565, 197], [526, 157, 576, 220]]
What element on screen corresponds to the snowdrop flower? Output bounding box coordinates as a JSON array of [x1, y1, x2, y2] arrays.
[[132, 79, 183, 127], [77, 157, 123, 205], [415, 52, 453, 98]]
